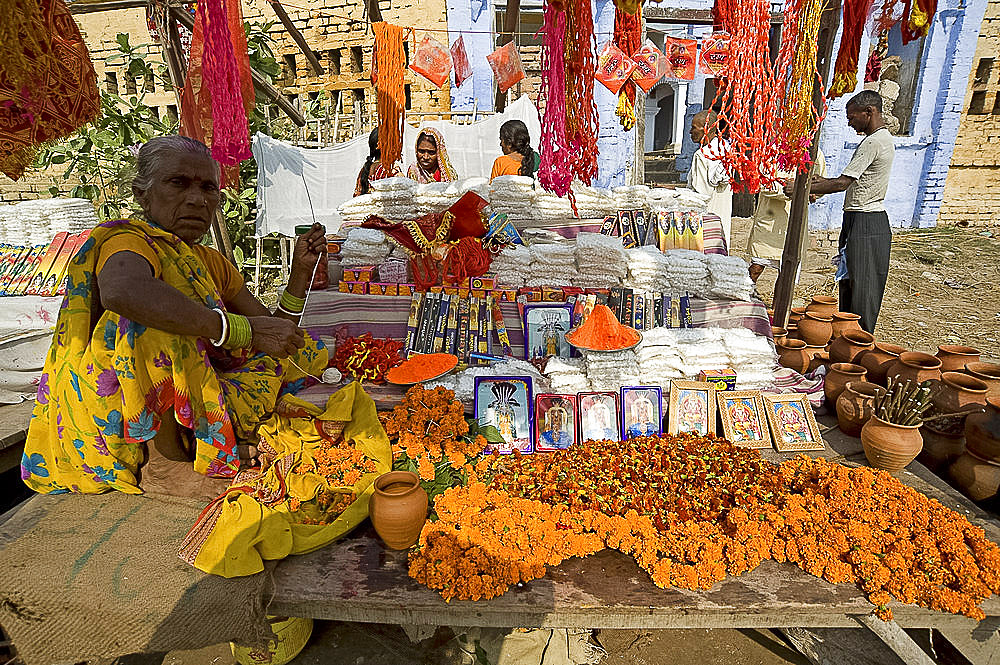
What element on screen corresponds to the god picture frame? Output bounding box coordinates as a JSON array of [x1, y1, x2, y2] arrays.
[[667, 381, 716, 437], [717, 390, 771, 449], [534, 394, 578, 452], [762, 393, 824, 452], [578, 391, 621, 442], [620, 386, 663, 439], [474, 376, 533, 454], [523, 303, 573, 360]]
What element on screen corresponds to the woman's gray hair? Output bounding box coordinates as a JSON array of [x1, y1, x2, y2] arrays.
[[133, 135, 216, 191]]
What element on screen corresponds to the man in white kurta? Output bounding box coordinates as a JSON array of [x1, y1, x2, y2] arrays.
[[686, 110, 733, 246]]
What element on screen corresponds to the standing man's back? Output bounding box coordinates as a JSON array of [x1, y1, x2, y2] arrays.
[[687, 109, 733, 247]]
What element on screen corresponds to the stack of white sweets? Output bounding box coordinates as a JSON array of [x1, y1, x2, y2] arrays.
[[489, 244, 531, 287], [369, 177, 418, 220], [721, 328, 778, 389], [625, 246, 672, 293], [574, 232, 627, 289], [584, 349, 640, 392], [663, 249, 710, 296], [527, 242, 577, 287], [612, 185, 650, 210], [340, 228, 392, 266], [544, 357, 591, 394], [706, 254, 755, 301], [338, 194, 378, 225], [488, 175, 536, 219]]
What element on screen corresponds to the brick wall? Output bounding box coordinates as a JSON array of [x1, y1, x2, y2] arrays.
[[940, 0, 1000, 226]]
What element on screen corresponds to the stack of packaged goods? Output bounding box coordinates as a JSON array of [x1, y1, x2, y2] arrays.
[[340, 228, 393, 266], [721, 328, 778, 389], [489, 244, 532, 287], [543, 357, 591, 394], [625, 246, 671, 293], [338, 194, 378, 225], [488, 175, 536, 219], [635, 329, 690, 383], [584, 349, 640, 392], [663, 249, 710, 296], [527, 242, 577, 287], [707, 254, 755, 302], [369, 177, 419, 220], [673, 329, 732, 377], [612, 185, 650, 212], [574, 232, 627, 289]]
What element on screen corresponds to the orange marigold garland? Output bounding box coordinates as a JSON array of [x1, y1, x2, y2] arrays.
[[408, 434, 1000, 620]]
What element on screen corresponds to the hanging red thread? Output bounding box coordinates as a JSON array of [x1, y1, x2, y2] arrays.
[[613, 4, 642, 130], [901, 0, 937, 44], [829, 0, 876, 98], [565, 0, 599, 187], [197, 0, 251, 165], [538, 3, 571, 198], [372, 22, 410, 171]]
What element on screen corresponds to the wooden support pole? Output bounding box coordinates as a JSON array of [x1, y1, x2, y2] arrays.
[[169, 5, 306, 127], [634, 9, 648, 186], [494, 0, 521, 112], [268, 0, 326, 76], [771, 2, 842, 327], [68, 0, 147, 15]]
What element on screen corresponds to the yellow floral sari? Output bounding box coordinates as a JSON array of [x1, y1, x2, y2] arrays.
[[21, 218, 328, 495]]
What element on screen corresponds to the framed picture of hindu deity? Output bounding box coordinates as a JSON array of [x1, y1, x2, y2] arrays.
[[578, 391, 621, 443], [667, 381, 717, 437], [762, 393, 824, 452], [717, 391, 771, 449], [534, 394, 578, 452], [523, 303, 573, 360], [474, 376, 533, 454], [620, 386, 663, 439]]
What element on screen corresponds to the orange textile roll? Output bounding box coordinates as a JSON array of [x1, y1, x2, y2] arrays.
[[372, 22, 410, 171]]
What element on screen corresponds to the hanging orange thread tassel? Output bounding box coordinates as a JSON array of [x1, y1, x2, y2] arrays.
[[613, 3, 642, 131], [372, 22, 410, 171]]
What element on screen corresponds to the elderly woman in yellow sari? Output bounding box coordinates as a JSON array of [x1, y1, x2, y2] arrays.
[[22, 136, 329, 495]]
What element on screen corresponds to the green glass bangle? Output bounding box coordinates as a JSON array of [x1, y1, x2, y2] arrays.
[[224, 312, 253, 349], [279, 290, 306, 313]]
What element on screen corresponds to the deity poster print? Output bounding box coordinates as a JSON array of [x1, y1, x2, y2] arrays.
[[474, 376, 533, 454]]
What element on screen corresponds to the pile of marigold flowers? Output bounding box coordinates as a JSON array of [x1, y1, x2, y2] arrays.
[[408, 434, 1000, 620], [286, 431, 378, 524], [380, 385, 488, 481]]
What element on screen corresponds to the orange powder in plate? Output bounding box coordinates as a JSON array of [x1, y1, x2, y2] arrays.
[[387, 353, 459, 384], [566, 304, 640, 351]]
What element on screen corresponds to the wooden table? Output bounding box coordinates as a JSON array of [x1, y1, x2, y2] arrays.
[[0, 401, 35, 475], [268, 419, 1000, 635]]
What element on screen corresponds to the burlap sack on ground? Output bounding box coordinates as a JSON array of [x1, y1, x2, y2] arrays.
[[0, 492, 273, 665]]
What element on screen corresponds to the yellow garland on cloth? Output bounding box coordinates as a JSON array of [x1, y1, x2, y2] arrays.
[[179, 382, 392, 577]]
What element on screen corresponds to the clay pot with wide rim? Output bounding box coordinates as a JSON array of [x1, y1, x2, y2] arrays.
[[788, 307, 807, 325], [807, 352, 831, 374], [777, 339, 810, 374], [829, 329, 875, 364], [798, 312, 833, 346], [836, 381, 883, 437], [859, 342, 908, 386], [936, 345, 981, 373], [948, 452, 1000, 503], [861, 416, 923, 472], [825, 362, 868, 405], [965, 397, 1000, 463], [369, 471, 429, 550], [806, 295, 838, 318], [932, 372, 989, 414], [785, 324, 800, 341], [887, 352, 942, 385], [918, 427, 967, 472], [831, 312, 863, 339], [965, 362, 1000, 400], [771, 327, 787, 344]]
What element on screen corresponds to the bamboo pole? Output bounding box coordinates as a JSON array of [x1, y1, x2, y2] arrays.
[[772, 1, 842, 326]]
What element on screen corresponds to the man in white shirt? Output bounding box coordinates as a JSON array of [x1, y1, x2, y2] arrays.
[[798, 90, 895, 333], [686, 110, 733, 246]]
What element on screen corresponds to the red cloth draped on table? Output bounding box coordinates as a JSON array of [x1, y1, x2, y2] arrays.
[[0, 0, 99, 180]]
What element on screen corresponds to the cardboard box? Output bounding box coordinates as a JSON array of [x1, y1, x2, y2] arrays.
[[541, 287, 565, 302], [698, 369, 737, 392], [444, 287, 459, 296], [398, 283, 415, 296], [494, 288, 517, 302], [368, 282, 398, 296], [469, 275, 496, 290], [343, 266, 375, 282], [471, 289, 487, 299], [378, 258, 408, 283], [338, 281, 367, 295], [519, 287, 543, 302], [327, 238, 345, 255]]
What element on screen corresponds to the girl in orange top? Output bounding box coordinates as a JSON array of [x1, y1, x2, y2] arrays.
[[490, 119, 540, 181]]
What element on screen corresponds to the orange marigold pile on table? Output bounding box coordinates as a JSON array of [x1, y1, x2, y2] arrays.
[[408, 434, 1000, 620], [380, 385, 487, 480]]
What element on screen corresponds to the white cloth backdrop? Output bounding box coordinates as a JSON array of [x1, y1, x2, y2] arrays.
[[253, 95, 542, 236]]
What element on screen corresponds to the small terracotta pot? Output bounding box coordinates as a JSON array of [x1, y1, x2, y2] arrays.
[[936, 345, 981, 373], [831, 312, 863, 339], [836, 381, 883, 437], [965, 362, 1000, 400], [948, 452, 1000, 503], [859, 342, 908, 386], [887, 352, 942, 385], [807, 352, 831, 374], [918, 426, 966, 471], [785, 324, 800, 341], [932, 372, 989, 414], [771, 326, 787, 344], [788, 307, 807, 325], [965, 397, 1000, 463], [777, 339, 810, 374], [861, 416, 923, 472], [798, 312, 833, 346], [825, 362, 868, 405], [369, 471, 428, 550], [806, 295, 838, 318], [828, 329, 875, 364]]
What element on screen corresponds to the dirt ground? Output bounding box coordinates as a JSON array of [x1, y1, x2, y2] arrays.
[[729, 217, 1000, 360]]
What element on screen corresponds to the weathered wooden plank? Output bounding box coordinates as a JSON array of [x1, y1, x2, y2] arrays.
[[939, 620, 1000, 665], [0, 401, 35, 474]]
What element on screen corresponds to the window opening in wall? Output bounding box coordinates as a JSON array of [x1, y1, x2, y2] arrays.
[[992, 92, 1000, 115], [125, 73, 137, 95], [282, 53, 297, 81], [105, 71, 118, 95], [969, 90, 988, 115], [405, 84, 411, 110], [973, 58, 994, 87], [350, 46, 364, 74], [403, 41, 409, 68], [150, 106, 160, 120], [165, 105, 178, 124], [327, 49, 340, 75], [144, 71, 154, 93]]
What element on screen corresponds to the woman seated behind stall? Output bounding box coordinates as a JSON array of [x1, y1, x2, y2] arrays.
[[406, 127, 458, 184], [490, 119, 540, 181], [22, 136, 329, 495], [355, 126, 399, 196]]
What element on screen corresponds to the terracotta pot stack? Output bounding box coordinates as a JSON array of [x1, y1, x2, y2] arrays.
[[831, 312, 863, 339], [887, 352, 943, 385], [858, 342, 908, 386], [777, 339, 810, 374], [829, 330, 875, 365], [964, 362, 1000, 400], [798, 313, 833, 347], [825, 363, 867, 406], [936, 345, 980, 373]]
